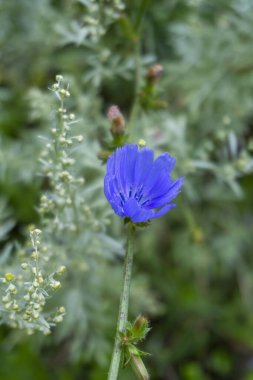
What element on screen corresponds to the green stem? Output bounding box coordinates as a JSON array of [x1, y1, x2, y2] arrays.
[[107, 223, 135, 380], [128, 39, 141, 142]]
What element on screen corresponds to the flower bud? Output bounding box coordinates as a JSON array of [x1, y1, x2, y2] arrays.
[[130, 350, 149, 380], [138, 139, 146, 148], [53, 315, 63, 323], [31, 251, 39, 260], [8, 284, 17, 294], [5, 273, 14, 282], [33, 311, 40, 319], [12, 301, 19, 311], [56, 266, 66, 275], [52, 83, 59, 91], [107, 105, 125, 136], [132, 315, 150, 340], [146, 64, 163, 81], [38, 276, 44, 285], [24, 294, 30, 302], [50, 280, 61, 290], [56, 75, 63, 82], [2, 295, 10, 303]]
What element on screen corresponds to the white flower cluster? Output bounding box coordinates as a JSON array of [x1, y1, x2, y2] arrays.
[[39, 75, 86, 233], [81, 0, 125, 41], [0, 228, 65, 335]]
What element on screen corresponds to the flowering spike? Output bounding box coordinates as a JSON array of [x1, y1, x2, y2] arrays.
[[104, 144, 184, 223]]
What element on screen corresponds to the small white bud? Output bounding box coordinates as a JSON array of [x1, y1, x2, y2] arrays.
[[8, 284, 17, 294], [57, 266, 66, 275], [52, 83, 59, 91], [2, 295, 9, 303], [12, 301, 19, 311], [138, 139, 146, 147], [53, 315, 63, 323], [21, 263, 29, 270], [24, 294, 30, 302], [33, 311, 40, 319], [50, 280, 61, 290], [33, 280, 39, 288], [77, 135, 83, 143], [56, 75, 63, 82]]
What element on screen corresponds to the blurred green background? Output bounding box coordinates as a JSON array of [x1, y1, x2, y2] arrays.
[[1, 0, 253, 379]]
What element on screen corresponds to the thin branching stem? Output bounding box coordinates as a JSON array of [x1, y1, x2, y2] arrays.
[[107, 223, 135, 380]]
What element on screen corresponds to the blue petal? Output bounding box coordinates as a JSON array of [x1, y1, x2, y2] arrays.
[[106, 151, 116, 176], [123, 198, 154, 222], [115, 145, 138, 198], [144, 177, 185, 209], [104, 175, 125, 217], [123, 198, 176, 223], [133, 147, 154, 187], [142, 153, 175, 195], [155, 153, 176, 174], [149, 203, 176, 220]]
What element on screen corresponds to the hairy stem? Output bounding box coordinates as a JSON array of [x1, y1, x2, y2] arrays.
[[107, 223, 135, 380]]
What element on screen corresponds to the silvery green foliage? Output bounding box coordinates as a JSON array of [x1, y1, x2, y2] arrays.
[[0, 75, 161, 364], [1, 0, 252, 377], [57, 0, 125, 45], [0, 75, 122, 337]]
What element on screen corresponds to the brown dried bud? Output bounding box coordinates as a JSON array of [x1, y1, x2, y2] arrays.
[[107, 105, 125, 136], [147, 64, 163, 80]]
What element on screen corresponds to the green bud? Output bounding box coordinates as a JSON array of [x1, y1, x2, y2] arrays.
[[50, 280, 61, 290], [8, 284, 17, 294], [130, 354, 149, 380], [5, 302, 12, 310], [132, 315, 150, 341], [56, 266, 66, 275], [21, 263, 29, 270], [138, 139, 146, 148], [5, 273, 14, 282], [53, 315, 63, 323], [33, 311, 40, 319], [2, 295, 9, 303], [24, 294, 30, 302], [12, 301, 19, 311]]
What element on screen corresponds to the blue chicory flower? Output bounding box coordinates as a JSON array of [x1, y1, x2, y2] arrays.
[[104, 144, 184, 223]]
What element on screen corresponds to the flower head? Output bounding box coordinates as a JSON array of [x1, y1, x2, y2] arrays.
[[104, 144, 184, 223]]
